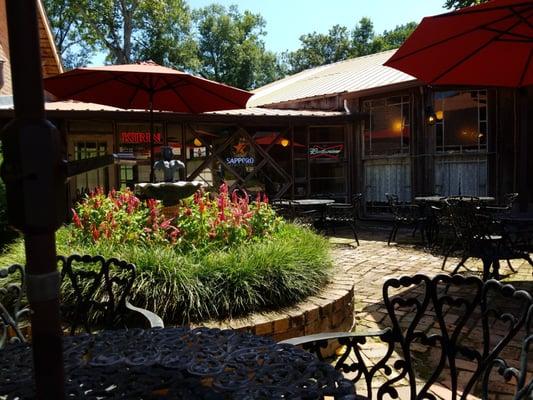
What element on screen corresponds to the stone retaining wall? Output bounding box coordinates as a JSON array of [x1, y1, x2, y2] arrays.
[[195, 269, 354, 354]]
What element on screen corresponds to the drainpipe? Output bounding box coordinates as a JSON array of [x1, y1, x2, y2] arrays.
[[343, 99, 352, 114]]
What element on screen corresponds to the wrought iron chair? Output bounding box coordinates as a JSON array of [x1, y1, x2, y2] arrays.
[[0, 264, 29, 349], [323, 194, 362, 245], [386, 193, 427, 245], [282, 274, 533, 399], [442, 197, 533, 280], [58, 254, 164, 335], [271, 199, 297, 221]]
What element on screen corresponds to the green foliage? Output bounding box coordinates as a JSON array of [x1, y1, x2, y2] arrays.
[[0, 152, 17, 248], [0, 221, 331, 324], [71, 187, 178, 246], [444, 0, 489, 9], [70, 184, 281, 251], [193, 4, 284, 89], [284, 18, 418, 74]]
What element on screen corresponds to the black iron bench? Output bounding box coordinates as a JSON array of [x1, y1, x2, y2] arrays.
[[282, 274, 533, 399]]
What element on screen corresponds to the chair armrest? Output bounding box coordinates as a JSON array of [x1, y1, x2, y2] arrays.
[[125, 300, 165, 328], [280, 329, 388, 346]]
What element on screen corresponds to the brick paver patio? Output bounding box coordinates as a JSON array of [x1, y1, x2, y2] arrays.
[[328, 222, 533, 399]]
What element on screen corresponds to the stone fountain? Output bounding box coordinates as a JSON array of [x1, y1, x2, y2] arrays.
[[134, 146, 205, 208]]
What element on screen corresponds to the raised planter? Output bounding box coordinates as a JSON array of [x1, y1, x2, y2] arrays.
[[194, 266, 354, 357]]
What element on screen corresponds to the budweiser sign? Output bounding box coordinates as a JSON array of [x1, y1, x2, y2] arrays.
[[309, 144, 344, 159]]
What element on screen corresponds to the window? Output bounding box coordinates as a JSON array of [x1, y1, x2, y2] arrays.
[[435, 90, 488, 153], [74, 141, 109, 196], [363, 96, 411, 156]]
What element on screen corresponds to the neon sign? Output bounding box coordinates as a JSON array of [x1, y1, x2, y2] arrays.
[[226, 156, 255, 166], [309, 144, 344, 159], [120, 132, 162, 144]]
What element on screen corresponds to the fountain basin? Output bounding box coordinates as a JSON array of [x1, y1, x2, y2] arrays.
[[135, 181, 206, 206]]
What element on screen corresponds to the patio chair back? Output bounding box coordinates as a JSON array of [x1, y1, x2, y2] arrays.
[[271, 199, 296, 220], [284, 274, 533, 399], [0, 264, 29, 349], [58, 254, 140, 334], [378, 274, 533, 399]]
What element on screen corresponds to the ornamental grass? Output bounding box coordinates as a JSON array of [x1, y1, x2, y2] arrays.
[[0, 184, 332, 324]]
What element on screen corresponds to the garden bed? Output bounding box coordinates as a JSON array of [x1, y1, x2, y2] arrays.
[[0, 186, 332, 325]]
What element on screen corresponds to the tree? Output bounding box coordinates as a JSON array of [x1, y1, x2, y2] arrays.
[[284, 18, 416, 74], [284, 25, 352, 73], [373, 22, 418, 51], [134, 0, 199, 71], [194, 5, 283, 89], [44, 0, 197, 69], [444, 0, 489, 9], [43, 0, 95, 69], [351, 17, 379, 57]]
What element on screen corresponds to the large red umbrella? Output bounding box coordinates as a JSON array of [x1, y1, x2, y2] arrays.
[[384, 0, 533, 87], [44, 62, 252, 181]]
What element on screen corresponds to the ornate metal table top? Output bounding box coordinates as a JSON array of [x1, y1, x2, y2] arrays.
[[0, 327, 355, 399], [414, 196, 495, 203], [280, 199, 335, 206]]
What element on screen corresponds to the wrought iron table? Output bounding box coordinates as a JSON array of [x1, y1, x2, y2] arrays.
[[0, 327, 356, 399], [279, 199, 335, 207], [414, 196, 496, 203]]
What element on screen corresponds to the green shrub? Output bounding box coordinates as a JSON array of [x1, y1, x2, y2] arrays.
[[1, 223, 331, 324], [0, 185, 332, 324]]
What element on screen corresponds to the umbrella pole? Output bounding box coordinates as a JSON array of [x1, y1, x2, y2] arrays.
[[518, 88, 529, 212], [4, 1, 65, 398], [149, 94, 155, 183]]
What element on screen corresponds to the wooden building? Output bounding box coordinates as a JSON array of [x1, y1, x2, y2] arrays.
[[0, 5, 530, 211], [249, 50, 533, 212]]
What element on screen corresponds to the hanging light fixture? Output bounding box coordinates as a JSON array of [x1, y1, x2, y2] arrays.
[[425, 106, 437, 126], [280, 138, 290, 147], [193, 138, 202, 147]]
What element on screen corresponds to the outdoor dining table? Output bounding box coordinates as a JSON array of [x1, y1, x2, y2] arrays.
[[414, 196, 496, 203], [0, 326, 355, 399], [279, 199, 336, 207]]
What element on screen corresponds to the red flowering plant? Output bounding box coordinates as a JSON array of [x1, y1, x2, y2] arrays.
[[68, 184, 282, 252], [173, 183, 282, 251], [70, 187, 178, 246]]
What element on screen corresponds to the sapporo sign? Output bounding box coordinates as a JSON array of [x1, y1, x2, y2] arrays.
[[309, 144, 344, 159], [226, 138, 255, 166]]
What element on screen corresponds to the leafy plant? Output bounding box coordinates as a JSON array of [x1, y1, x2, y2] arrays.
[[0, 185, 331, 324]]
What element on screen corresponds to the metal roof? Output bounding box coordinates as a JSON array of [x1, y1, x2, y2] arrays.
[[248, 49, 418, 108], [0, 100, 347, 118], [207, 107, 345, 117]]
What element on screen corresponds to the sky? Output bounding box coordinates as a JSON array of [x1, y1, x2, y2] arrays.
[[188, 0, 448, 53]]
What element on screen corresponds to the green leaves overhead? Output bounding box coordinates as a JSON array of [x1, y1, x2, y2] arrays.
[[193, 4, 283, 89], [444, 0, 489, 9]]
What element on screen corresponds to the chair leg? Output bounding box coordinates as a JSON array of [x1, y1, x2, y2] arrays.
[[442, 239, 458, 271], [451, 255, 469, 275], [388, 224, 396, 246], [392, 225, 400, 242], [506, 259, 517, 272], [349, 223, 359, 246]]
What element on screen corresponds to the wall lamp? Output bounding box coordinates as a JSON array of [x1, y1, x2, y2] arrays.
[[425, 106, 437, 126]]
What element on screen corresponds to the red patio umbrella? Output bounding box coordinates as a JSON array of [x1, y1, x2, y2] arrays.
[[384, 0, 532, 87], [384, 0, 532, 210], [44, 62, 252, 181]]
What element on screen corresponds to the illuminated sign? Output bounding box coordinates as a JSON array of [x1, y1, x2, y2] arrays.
[[120, 132, 162, 144], [225, 138, 255, 166], [226, 156, 255, 166], [309, 144, 344, 159]]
